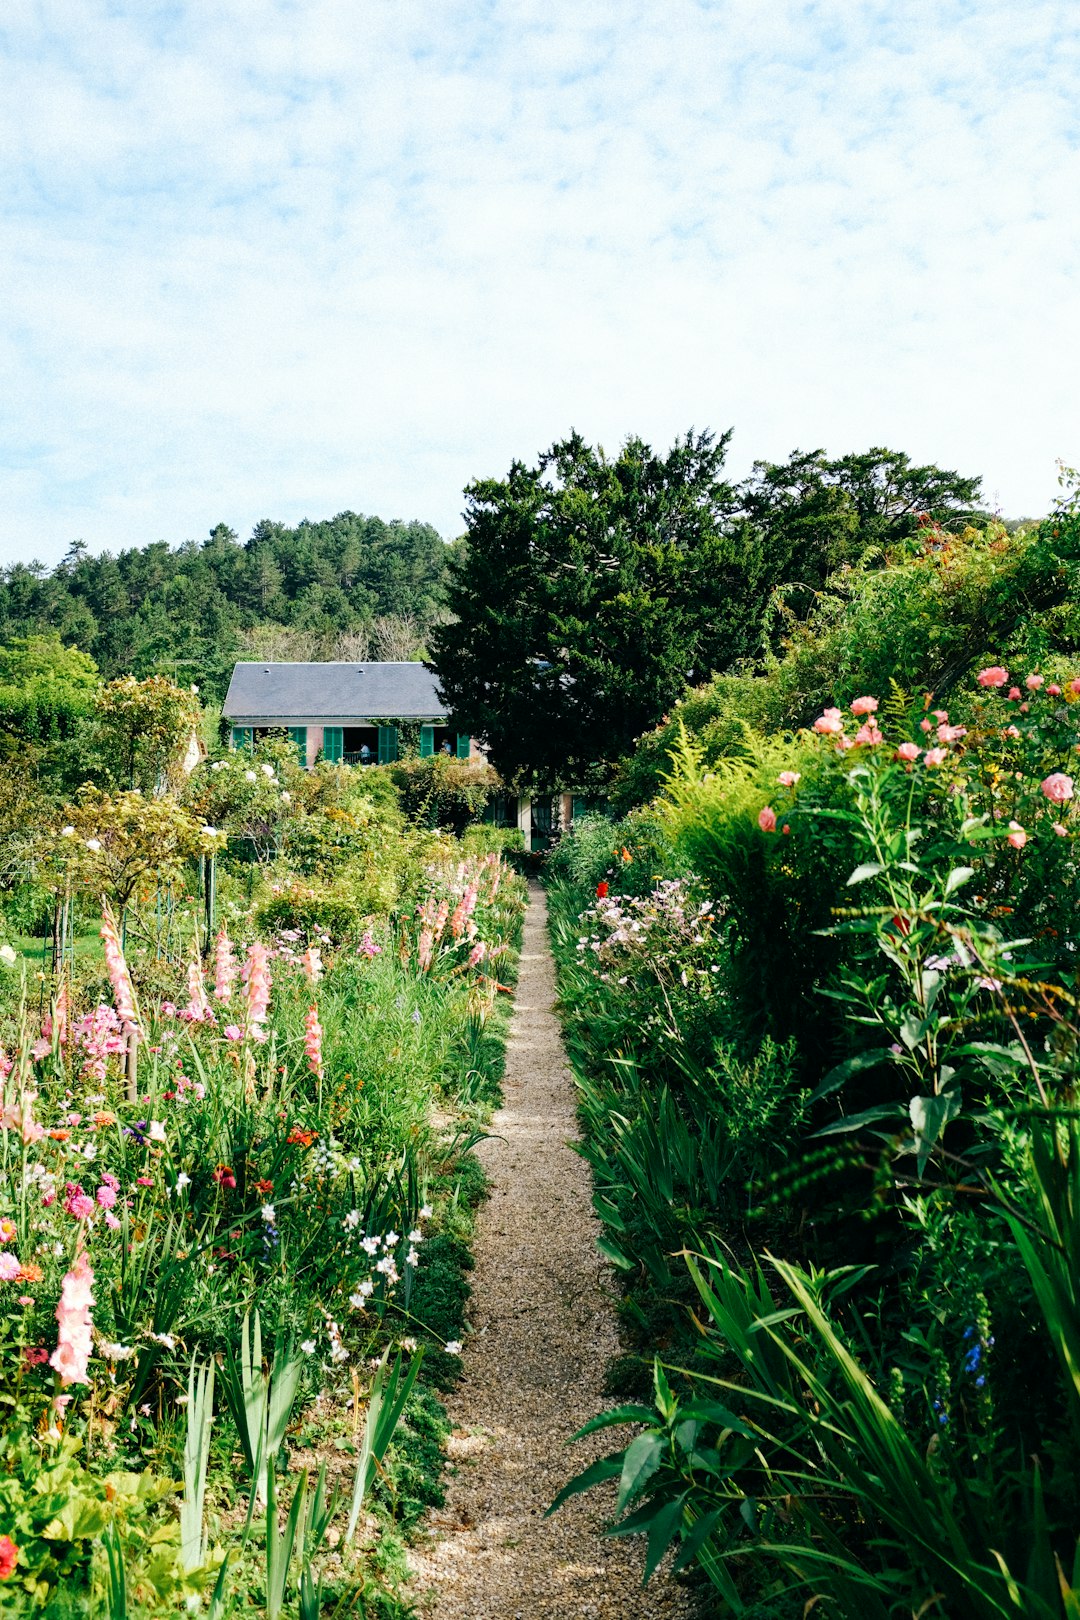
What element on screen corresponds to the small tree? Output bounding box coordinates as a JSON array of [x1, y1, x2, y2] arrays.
[[93, 675, 202, 794]]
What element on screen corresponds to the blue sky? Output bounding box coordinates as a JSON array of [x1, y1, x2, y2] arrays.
[[1, 0, 1078, 565]]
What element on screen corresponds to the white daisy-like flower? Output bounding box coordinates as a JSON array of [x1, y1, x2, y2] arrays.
[[300, 1339, 316, 1354], [445, 1341, 462, 1355], [261, 1204, 276, 1224]]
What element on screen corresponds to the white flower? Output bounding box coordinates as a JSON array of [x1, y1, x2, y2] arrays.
[[357, 1277, 373, 1296], [176, 1172, 191, 1190], [0, 944, 17, 966], [348, 1291, 368, 1310], [82, 1143, 97, 1161], [85, 838, 102, 852], [280, 791, 291, 804], [148, 1121, 167, 1143], [406, 1247, 419, 1267], [244, 770, 257, 782], [261, 763, 275, 778], [201, 825, 220, 838], [100, 1341, 135, 1361], [191, 684, 199, 693], [261, 1204, 276, 1224], [384, 1230, 399, 1247], [444, 1340, 462, 1355], [401, 1337, 417, 1352], [361, 1235, 379, 1256], [60, 825, 75, 838], [343, 1210, 361, 1229], [300, 1339, 316, 1354], [407, 1229, 422, 1244], [210, 760, 224, 772], [419, 1204, 433, 1220], [150, 1332, 176, 1350]]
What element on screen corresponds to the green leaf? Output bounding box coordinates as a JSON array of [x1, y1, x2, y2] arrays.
[[944, 865, 975, 895], [547, 1454, 623, 1516], [644, 1496, 688, 1582], [808, 1048, 893, 1104], [909, 1091, 961, 1176], [813, 1103, 904, 1137], [846, 862, 884, 885], [616, 1432, 664, 1514]]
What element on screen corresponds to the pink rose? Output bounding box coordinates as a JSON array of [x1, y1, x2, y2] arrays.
[[920, 718, 933, 733], [835, 733, 854, 751], [1003, 725, 1020, 739], [1007, 686, 1021, 701], [850, 696, 879, 716], [1026, 673, 1044, 690], [977, 666, 1008, 688], [931, 709, 948, 723], [1041, 772, 1074, 804], [1053, 823, 1068, 837], [757, 806, 777, 833], [777, 770, 801, 787], [1070, 679, 1080, 697], [937, 725, 967, 743], [924, 747, 948, 767], [813, 708, 844, 734], [1049, 684, 1062, 696], [895, 742, 921, 762], [1007, 821, 1027, 849], [854, 722, 883, 746]]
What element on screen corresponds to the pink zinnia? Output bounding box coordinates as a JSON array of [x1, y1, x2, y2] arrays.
[[924, 747, 948, 767], [854, 723, 884, 746], [1041, 772, 1074, 803], [0, 1253, 20, 1282], [850, 696, 879, 716], [95, 1185, 117, 1209], [895, 742, 921, 762], [813, 708, 844, 734], [758, 806, 777, 833], [1026, 673, 1044, 690], [100, 904, 138, 1031], [49, 1249, 94, 1387], [977, 666, 1008, 688], [777, 771, 801, 787], [304, 1005, 324, 1080], [1007, 821, 1027, 849], [214, 930, 238, 1001]]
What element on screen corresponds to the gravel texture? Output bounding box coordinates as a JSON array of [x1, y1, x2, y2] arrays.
[[409, 883, 697, 1619]]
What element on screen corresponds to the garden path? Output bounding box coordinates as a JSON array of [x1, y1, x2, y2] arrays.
[[410, 883, 696, 1619]]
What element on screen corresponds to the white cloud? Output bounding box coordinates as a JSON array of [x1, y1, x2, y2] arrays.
[[0, 0, 1077, 566]]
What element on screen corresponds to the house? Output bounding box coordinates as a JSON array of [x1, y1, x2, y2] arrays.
[[221, 661, 473, 767], [221, 659, 593, 851]]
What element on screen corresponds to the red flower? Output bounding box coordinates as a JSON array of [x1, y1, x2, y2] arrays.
[[596, 881, 609, 899], [0, 1535, 17, 1580]]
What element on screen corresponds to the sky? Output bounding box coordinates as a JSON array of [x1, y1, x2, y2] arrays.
[[1, 0, 1078, 567]]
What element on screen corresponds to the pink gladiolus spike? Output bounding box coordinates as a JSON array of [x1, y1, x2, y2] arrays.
[[214, 930, 238, 1001], [49, 1249, 94, 1387], [304, 1005, 324, 1080], [185, 956, 212, 1022], [301, 946, 323, 984], [243, 942, 272, 1036], [100, 904, 139, 1031]]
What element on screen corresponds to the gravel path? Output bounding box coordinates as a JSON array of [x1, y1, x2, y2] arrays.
[[410, 883, 697, 1619]]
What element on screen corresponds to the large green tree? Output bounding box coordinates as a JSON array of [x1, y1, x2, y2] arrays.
[[430, 430, 740, 788]]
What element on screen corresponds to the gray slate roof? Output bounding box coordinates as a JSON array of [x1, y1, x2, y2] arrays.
[[222, 662, 447, 723]]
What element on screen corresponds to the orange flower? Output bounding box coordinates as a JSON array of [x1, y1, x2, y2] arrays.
[[286, 1127, 316, 1148], [92, 1111, 117, 1128], [48, 1130, 71, 1142], [17, 1264, 43, 1284]]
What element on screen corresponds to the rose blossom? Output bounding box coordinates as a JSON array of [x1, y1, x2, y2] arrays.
[[923, 747, 948, 767], [850, 696, 879, 716], [854, 722, 884, 746], [812, 708, 844, 734], [977, 666, 1008, 688], [1026, 673, 1044, 690], [1007, 686, 1021, 701], [757, 806, 777, 833], [777, 771, 801, 787], [1041, 772, 1074, 804], [895, 742, 921, 762], [1007, 821, 1027, 849]]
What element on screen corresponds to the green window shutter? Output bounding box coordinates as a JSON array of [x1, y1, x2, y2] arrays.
[[378, 725, 398, 764], [287, 726, 307, 766], [455, 733, 471, 759], [572, 796, 586, 819], [419, 725, 435, 758], [323, 727, 343, 763], [231, 726, 253, 752]]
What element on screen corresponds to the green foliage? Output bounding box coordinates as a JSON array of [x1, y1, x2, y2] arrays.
[[0, 635, 100, 745], [388, 754, 501, 832], [431, 428, 740, 788]]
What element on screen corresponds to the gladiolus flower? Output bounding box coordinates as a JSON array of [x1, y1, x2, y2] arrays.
[[1007, 821, 1027, 849], [977, 666, 1009, 688], [214, 930, 238, 1001], [758, 806, 777, 832], [301, 946, 323, 984], [304, 1005, 324, 1081], [924, 747, 948, 767], [100, 903, 138, 1031], [49, 1249, 94, 1386], [813, 708, 845, 734], [895, 742, 921, 762], [243, 941, 272, 1037], [223, 1024, 242, 1041], [1026, 673, 1044, 690], [777, 771, 801, 787], [854, 723, 883, 746], [1041, 772, 1074, 803]]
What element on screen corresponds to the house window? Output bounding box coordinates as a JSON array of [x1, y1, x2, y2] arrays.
[[287, 727, 307, 766], [341, 725, 379, 765], [323, 727, 343, 763], [456, 733, 471, 759]]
